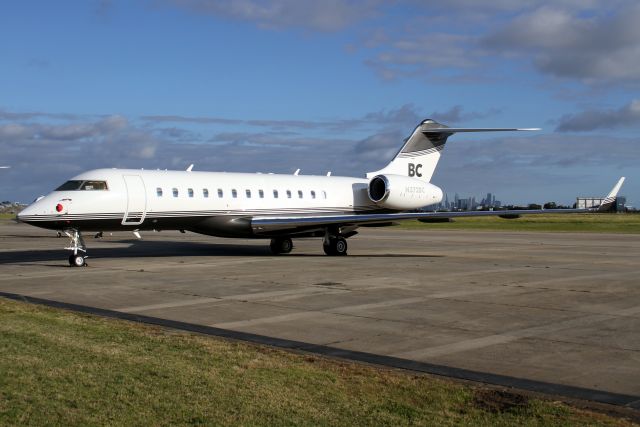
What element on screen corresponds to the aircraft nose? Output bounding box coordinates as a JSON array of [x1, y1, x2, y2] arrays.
[[17, 198, 47, 223], [17, 204, 35, 222]]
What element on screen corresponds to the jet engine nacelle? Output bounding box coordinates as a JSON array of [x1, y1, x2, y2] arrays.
[[368, 174, 443, 210]]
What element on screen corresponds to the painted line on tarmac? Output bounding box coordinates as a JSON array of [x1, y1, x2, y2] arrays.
[[210, 287, 508, 329], [394, 304, 640, 360], [1, 290, 639, 411], [117, 287, 350, 313]]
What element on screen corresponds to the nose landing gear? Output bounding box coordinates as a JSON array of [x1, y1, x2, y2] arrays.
[[64, 228, 87, 267], [69, 254, 87, 267]]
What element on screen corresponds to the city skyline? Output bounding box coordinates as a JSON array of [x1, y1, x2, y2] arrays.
[[435, 190, 630, 211]]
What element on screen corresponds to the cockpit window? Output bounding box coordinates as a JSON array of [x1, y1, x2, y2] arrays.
[[55, 180, 108, 191], [55, 180, 84, 191], [81, 181, 108, 190]]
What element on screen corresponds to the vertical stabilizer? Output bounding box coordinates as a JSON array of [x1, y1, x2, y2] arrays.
[[366, 119, 540, 182], [366, 119, 452, 182], [597, 177, 625, 212]]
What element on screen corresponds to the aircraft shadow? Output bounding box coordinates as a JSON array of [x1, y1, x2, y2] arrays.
[[0, 239, 443, 264]]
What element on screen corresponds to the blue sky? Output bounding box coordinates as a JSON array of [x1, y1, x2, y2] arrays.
[[1, 0, 639, 205]]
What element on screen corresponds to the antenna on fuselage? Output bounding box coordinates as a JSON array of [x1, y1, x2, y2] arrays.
[[186, 164, 194, 172]]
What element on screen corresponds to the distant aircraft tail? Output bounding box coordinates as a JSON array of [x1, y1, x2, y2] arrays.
[[596, 177, 625, 212], [366, 119, 539, 182]]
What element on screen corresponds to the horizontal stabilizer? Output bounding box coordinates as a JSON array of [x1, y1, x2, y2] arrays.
[[422, 128, 540, 134]]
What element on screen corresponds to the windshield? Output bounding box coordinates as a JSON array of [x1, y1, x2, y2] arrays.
[[55, 180, 108, 191], [80, 181, 108, 190], [55, 180, 84, 191]]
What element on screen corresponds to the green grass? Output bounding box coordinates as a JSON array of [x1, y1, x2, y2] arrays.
[[0, 213, 17, 220], [0, 298, 635, 426], [399, 213, 640, 233]]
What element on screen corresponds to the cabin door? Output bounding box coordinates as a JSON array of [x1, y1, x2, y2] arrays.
[[122, 175, 147, 225]]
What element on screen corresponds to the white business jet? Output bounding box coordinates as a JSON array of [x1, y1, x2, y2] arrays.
[[18, 119, 624, 267]]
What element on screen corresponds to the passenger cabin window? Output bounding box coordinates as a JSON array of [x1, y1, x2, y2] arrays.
[[273, 190, 279, 198], [286, 190, 292, 199], [188, 188, 194, 198], [232, 189, 237, 198], [218, 189, 223, 198], [311, 190, 316, 199], [203, 188, 209, 198], [157, 188, 163, 197], [259, 190, 264, 198], [55, 180, 108, 191], [246, 189, 251, 198], [298, 190, 303, 199], [173, 188, 179, 197]]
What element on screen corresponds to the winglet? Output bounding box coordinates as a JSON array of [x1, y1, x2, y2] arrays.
[[186, 164, 194, 172], [597, 177, 625, 212]]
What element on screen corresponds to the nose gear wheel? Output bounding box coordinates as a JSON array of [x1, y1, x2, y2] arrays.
[[64, 228, 87, 267]]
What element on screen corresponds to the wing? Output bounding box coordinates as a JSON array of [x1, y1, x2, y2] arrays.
[[251, 208, 583, 234], [252, 177, 625, 235]]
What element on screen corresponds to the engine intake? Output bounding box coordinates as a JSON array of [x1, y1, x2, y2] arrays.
[[368, 175, 389, 202], [367, 174, 443, 210]]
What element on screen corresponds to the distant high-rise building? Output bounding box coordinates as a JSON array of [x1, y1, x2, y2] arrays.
[[436, 191, 511, 210], [485, 192, 492, 207]]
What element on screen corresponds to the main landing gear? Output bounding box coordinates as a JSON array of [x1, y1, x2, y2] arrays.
[[323, 235, 348, 256], [269, 232, 350, 256], [270, 237, 293, 255], [323, 227, 352, 256], [64, 228, 87, 267]]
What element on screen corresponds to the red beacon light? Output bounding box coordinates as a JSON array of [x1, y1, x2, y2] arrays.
[[55, 203, 64, 212]]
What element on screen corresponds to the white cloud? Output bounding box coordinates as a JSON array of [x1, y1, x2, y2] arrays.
[[482, 4, 640, 84], [167, 0, 383, 32], [364, 32, 482, 81], [0, 124, 30, 139], [556, 100, 640, 132]]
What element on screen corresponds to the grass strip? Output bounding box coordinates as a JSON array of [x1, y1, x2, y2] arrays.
[[398, 213, 640, 233], [0, 298, 635, 426]]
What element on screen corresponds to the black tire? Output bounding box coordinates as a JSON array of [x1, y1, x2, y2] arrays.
[[270, 237, 293, 255], [323, 237, 348, 256], [334, 237, 348, 256], [323, 242, 335, 256]]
